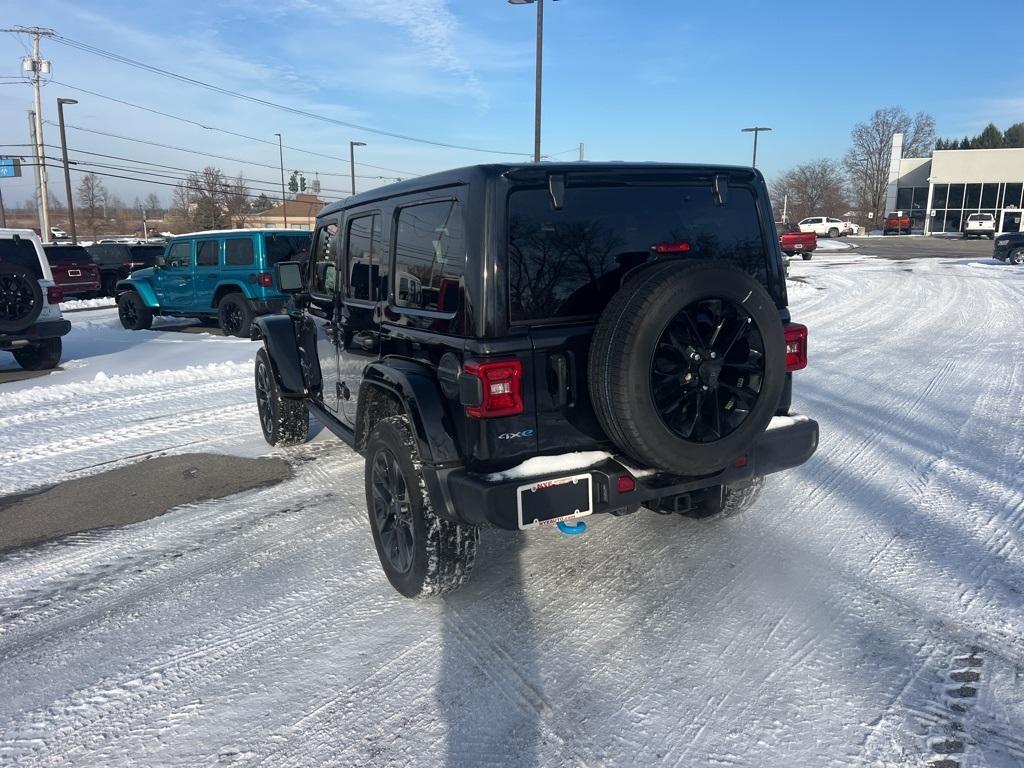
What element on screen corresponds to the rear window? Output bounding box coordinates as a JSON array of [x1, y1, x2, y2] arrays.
[[43, 245, 93, 264], [0, 237, 43, 279], [508, 185, 769, 323], [968, 213, 993, 221], [264, 233, 311, 265], [225, 239, 255, 266]]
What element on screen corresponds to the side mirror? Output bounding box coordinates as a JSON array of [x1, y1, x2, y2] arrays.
[[275, 261, 304, 293], [155, 255, 165, 269]]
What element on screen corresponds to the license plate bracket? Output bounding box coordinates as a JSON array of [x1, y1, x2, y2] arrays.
[[517, 473, 593, 531]]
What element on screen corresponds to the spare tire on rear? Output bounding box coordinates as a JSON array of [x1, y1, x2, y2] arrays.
[[0, 263, 44, 334], [588, 262, 785, 475]]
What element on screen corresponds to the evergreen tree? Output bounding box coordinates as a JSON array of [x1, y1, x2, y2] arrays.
[[971, 123, 1004, 149], [1003, 122, 1024, 148]]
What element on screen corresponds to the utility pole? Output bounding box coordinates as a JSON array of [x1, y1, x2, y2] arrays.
[[57, 97, 78, 243], [741, 126, 772, 168], [509, 0, 558, 162], [274, 133, 288, 228], [28, 111, 44, 232], [3, 27, 56, 238], [579, 142, 584, 161], [0, 185, 6, 228]]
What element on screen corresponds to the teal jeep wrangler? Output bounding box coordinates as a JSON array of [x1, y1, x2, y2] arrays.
[[115, 229, 311, 337]]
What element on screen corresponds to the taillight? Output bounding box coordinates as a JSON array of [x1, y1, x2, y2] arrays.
[[616, 475, 636, 493], [463, 360, 524, 418], [784, 323, 808, 371], [654, 241, 691, 254], [47, 286, 64, 305], [258, 272, 273, 288]]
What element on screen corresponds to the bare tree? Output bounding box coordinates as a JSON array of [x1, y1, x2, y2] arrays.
[[144, 192, 162, 216], [224, 174, 252, 228], [169, 166, 232, 231], [76, 172, 107, 238], [843, 107, 935, 226], [770, 159, 849, 223]]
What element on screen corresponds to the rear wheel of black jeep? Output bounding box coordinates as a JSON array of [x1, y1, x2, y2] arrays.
[[801, 253, 813, 260], [117, 291, 153, 330], [12, 337, 62, 370], [1009, 248, 1024, 266], [365, 415, 479, 598], [101, 273, 118, 297], [0, 264, 43, 334], [218, 293, 254, 338], [684, 477, 765, 520], [254, 347, 309, 446], [589, 262, 785, 475]]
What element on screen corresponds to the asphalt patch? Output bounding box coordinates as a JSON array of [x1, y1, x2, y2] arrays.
[[0, 453, 292, 552]]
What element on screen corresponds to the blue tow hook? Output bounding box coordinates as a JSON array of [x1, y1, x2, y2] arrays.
[[556, 519, 588, 536]]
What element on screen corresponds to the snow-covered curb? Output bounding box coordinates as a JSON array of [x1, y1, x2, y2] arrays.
[[815, 239, 856, 252], [60, 297, 116, 311]]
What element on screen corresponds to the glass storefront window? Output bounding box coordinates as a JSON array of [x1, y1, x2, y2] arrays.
[[911, 187, 930, 210], [944, 210, 962, 233], [965, 184, 981, 209], [947, 184, 965, 209], [896, 188, 913, 210], [1004, 183, 1023, 209], [981, 183, 998, 208], [932, 184, 948, 209]]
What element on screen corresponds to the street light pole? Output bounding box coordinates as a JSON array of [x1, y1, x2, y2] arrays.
[[274, 133, 288, 228], [57, 97, 78, 244], [350, 141, 366, 196], [510, 0, 557, 163], [741, 126, 772, 168]]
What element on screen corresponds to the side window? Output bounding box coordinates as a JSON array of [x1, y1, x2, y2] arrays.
[[346, 214, 382, 302], [225, 238, 254, 266], [166, 242, 191, 268], [309, 220, 339, 298], [393, 200, 465, 313], [196, 239, 220, 267]]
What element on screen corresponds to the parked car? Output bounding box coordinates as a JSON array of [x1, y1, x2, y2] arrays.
[[48, 226, 69, 240], [798, 216, 848, 238], [963, 212, 996, 239], [116, 229, 312, 337], [42, 244, 101, 297], [252, 163, 819, 597], [842, 221, 861, 235], [0, 228, 71, 370], [777, 222, 817, 260], [883, 212, 912, 235], [87, 242, 163, 297], [993, 232, 1024, 264]]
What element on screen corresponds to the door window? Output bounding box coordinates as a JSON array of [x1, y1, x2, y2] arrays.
[[393, 199, 465, 313], [346, 214, 382, 302], [196, 240, 220, 267], [309, 220, 339, 299], [225, 238, 254, 266], [165, 242, 191, 268]]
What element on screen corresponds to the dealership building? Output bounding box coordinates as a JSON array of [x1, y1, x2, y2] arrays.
[[885, 135, 1024, 235]]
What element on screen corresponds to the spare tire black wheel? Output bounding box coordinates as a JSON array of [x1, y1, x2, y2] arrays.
[[0, 264, 44, 334], [588, 262, 786, 475]]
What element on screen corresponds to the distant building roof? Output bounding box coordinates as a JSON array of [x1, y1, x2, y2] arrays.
[[257, 194, 326, 220]]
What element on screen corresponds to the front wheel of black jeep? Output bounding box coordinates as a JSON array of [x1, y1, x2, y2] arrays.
[[117, 291, 153, 330], [1009, 248, 1024, 266], [12, 337, 62, 370], [218, 293, 255, 338], [588, 262, 786, 475], [254, 347, 309, 446], [365, 415, 479, 598]]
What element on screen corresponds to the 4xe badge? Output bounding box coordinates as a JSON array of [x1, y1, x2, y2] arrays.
[[498, 429, 534, 440]]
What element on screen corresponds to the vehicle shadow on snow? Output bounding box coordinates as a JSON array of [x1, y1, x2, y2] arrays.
[[438, 531, 545, 768]]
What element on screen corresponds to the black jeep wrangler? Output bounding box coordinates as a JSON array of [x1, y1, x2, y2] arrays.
[[252, 163, 819, 597]]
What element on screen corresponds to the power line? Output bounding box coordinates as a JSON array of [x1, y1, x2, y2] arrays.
[[46, 80, 416, 177], [51, 34, 532, 157]]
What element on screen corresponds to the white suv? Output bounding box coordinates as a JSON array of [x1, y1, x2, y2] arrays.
[[798, 216, 850, 238], [0, 228, 71, 370], [963, 213, 996, 239]]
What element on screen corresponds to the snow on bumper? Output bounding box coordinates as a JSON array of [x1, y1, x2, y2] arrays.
[[441, 415, 819, 530]]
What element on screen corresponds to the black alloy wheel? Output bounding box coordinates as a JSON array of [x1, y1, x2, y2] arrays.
[[1010, 248, 1024, 266], [120, 296, 139, 326], [651, 298, 765, 444], [0, 267, 42, 333], [370, 447, 416, 575], [221, 302, 244, 336], [255, 357, 275, 437]]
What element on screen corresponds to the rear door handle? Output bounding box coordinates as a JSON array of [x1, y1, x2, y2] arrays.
[[206, 273, 219, 279]]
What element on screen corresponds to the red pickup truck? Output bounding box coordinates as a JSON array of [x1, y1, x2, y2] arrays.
[[777, 222, 817, 260], [883, 212, 912, 235]]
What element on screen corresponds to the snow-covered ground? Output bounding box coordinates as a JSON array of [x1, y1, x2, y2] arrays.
[[2, 255, 1024, 766]]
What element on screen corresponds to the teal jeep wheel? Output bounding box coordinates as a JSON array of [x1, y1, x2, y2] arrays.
[[117, 291, 153, 330], [218, 293, 255, 338]]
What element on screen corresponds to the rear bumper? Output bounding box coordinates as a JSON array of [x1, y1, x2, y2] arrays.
[[58, 280, 100, 295], [0, 319, 72, 345], [439, 415, 819, 530], [252, 298, 287, 315]]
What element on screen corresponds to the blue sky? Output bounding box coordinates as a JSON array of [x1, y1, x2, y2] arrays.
[[1, 0, 1020, 207]]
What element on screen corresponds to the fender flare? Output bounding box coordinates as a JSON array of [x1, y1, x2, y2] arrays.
[[116, 278, 159, 308], [251, 314, 318, 396], [359, 358, 461, 466]]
